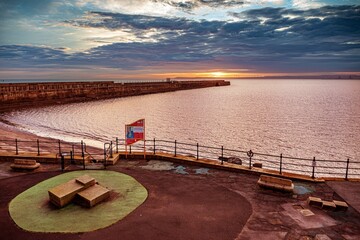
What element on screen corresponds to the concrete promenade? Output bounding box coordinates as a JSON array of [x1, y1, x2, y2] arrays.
[[1, 158, 360, 239]]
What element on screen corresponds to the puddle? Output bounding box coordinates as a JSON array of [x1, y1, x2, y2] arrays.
[[174, 166, 188, 174], [140, 161, 175, 171], [195, 168, 210, 175], [294, 184, 314, 195]]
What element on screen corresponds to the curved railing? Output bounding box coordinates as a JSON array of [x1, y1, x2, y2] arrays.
[[0, 138, 359, 179]]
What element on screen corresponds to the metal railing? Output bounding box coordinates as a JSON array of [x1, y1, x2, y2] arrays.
[[109, 138, 359, 180], [1, 138, 359, 179]]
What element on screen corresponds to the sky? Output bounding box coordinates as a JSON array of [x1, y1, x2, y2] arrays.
[[0, 0, 359, 80]]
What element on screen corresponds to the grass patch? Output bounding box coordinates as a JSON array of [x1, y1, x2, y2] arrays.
[[9, 170, 148, 233]]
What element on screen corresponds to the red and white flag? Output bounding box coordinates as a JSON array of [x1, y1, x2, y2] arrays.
[[125, 119, 145, 145]]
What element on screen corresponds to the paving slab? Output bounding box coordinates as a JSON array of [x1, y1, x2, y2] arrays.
[[326, 181, 360, 213], [281, 202, 339, 229]]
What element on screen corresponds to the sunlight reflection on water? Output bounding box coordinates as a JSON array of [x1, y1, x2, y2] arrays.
[[4, 79, 360, 176]]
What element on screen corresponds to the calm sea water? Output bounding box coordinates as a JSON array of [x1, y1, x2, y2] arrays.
[[2, 79, 360, 175]]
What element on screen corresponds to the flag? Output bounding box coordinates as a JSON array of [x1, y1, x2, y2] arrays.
[[125, 119, 145, 145]]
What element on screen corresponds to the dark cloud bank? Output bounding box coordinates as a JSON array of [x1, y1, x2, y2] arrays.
[[0, 5, 359, 73]]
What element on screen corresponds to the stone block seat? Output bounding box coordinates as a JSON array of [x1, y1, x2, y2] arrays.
[[307, 197, 349, 212], [48, 175, 95, 208], [10, 159, 40, 171], [333, 200, 348, 211], [322, 200, 336, 211], [76, 184, 110, 208], [307, 196, 323, 208], [257, 175, 294, 193]]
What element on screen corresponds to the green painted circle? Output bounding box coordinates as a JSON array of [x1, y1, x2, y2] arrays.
[[9, 170, 148, 233]]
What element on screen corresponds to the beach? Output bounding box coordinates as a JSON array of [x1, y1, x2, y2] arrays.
[[0, 120, 52, 153]]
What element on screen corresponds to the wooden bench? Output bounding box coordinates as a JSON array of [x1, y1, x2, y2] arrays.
[[10, 159, 40, 171], [257, 175, 294, 193]]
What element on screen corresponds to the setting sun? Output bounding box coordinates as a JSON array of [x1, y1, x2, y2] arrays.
[[210, 71, 226, 78]]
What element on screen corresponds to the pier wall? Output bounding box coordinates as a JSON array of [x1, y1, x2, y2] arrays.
[[0, 80, 230, 110]]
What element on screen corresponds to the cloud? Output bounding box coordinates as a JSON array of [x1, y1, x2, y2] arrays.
[[1, 5, 359, 74], [151, 0, 246, 11]]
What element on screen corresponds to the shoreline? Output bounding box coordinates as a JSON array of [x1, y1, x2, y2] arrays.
[[0, 120, 58, 153], [0, 119, 102, 155]]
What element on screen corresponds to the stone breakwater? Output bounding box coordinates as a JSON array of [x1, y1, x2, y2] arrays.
[[0, 80, 230, 111]]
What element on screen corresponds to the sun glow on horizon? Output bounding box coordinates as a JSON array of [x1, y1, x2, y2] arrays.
[[210, 71, 227, 78]]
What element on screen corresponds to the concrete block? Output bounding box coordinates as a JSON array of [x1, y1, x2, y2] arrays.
[[322, 200, 336, 211], [257, 175, 294, 192], [76, 175, 96, 188], [253, 163, 262, 168], [48, 179, 85, 207], [307, 196, 323, 208], [315, 234, 332, 240], [333, 200, 348, 211], [76, 184, 110, 208]]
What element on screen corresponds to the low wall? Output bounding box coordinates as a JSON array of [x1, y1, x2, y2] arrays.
[[0, 80, 230, 111]]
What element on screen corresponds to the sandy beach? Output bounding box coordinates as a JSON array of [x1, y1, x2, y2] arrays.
[[0, 120, 49, 150]]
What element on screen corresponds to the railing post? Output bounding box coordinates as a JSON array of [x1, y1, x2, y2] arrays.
[[174, 140, 177, 157], [280, 153, 282, 174], [221, 146, 224, 165], [345, 158, 350, 180], [153, 138, 156, 155], [312, 157, 316, 179], [15, 138, 18, 155], [70, 150, 74, 164], [110, 141, 113, 158], [103, 143, 107, 166], [81, 140, 84, 158], [247, 150, 253, 169], [37, 139, 40, 156], [116, 137, 119, 153], [104, 144, 107, 169], [61, 153, 65, 172], [196, 143, 199, 160], [58, 139, 61, 155]]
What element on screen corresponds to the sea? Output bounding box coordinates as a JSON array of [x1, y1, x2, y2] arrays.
[[1, 79, 360, 177]]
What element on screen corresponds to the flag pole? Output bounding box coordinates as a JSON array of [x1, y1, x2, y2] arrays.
[[125, 125, 128, 159], [143, 119, 146, 160]]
